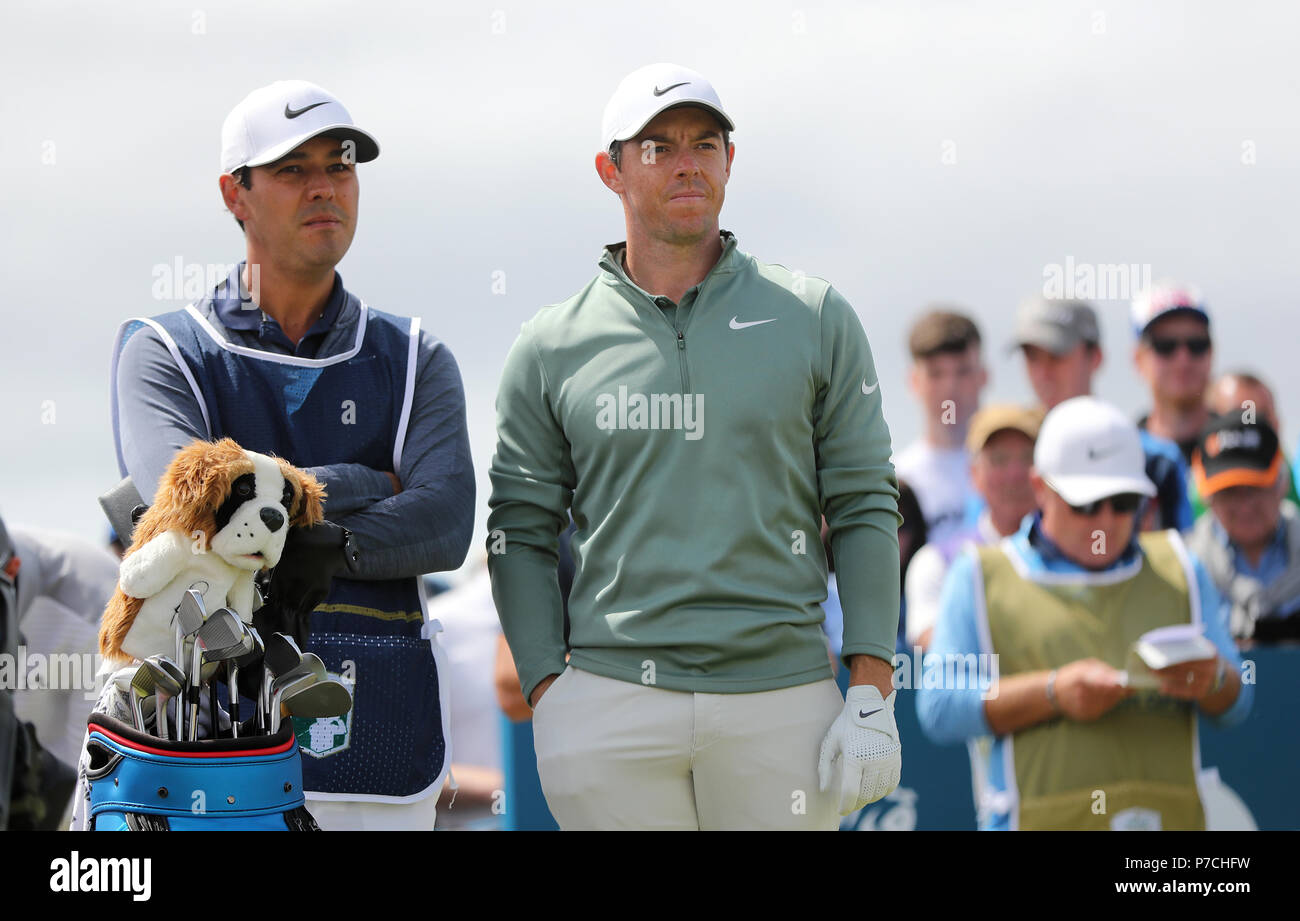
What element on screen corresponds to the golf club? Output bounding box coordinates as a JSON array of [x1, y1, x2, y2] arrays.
[[188, 608, 245, 741], [129, 662, 160, 734], [229, 626, 262, 738], [262, 633, 304, 734], [141, 656, 183, 741], [152, 655, 186, 741], [265, 651, 328, 733], [278, 676, 352, 732], [174, 589, 207, 739], [268, 671, 321, 734], [207, 618, 252, 739]]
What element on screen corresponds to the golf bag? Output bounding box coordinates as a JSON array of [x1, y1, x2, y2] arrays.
[[82, 713, 319, 830]]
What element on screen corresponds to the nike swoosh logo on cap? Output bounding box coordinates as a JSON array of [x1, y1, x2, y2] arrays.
[[284, 101, 330, 119], [729, 316, 777, 330], [653, 82, 689, 96], [1087, 445, 1121, 461], [862, 379, 879, 395]]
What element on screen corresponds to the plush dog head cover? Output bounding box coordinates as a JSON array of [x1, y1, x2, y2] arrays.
[[134, 439, 325, 564], [99, 438, 325, 662]]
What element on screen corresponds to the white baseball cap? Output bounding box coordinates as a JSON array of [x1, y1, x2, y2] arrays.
[[220, 80, 380, 174], [1034, 396, 1156, 505], [1130, 281, 1210, 338], [600, 63, 735, 151]]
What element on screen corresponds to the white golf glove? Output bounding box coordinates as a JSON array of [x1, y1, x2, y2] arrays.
[[818, 684, 902, 816]]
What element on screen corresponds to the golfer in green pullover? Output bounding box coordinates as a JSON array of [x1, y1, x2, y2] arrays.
[[487, 63, 902, 830]]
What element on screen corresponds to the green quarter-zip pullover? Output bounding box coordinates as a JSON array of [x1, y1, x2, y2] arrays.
[[488, 233, 901, 701]]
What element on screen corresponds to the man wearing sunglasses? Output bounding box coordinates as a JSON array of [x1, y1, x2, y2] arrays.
[[1012, 294, 1192, 531], [919, 396, 1251, 830], [1133, 283, 1213, 467]]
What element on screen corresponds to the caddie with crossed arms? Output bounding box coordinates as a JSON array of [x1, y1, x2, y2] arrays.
[[488, 63, 903, 830], [110, 80, 474, 830]]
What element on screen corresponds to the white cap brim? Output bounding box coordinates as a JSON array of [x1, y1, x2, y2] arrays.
[[1044, 472, 1157, 506], [239, 124, 379, 171], [606, 99, 734, 147]]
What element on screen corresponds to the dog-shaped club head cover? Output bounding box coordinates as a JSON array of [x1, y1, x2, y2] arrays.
[[99, 438, 325, 666]]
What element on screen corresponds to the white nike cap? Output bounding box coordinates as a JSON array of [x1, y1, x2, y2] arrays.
[[220, 80, 380, 174], [1034, 396, 1156, 505], [600, 63, 735, 151]]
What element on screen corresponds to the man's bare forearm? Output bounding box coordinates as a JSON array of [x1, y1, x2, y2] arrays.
[[983, 670, 1058, 736]]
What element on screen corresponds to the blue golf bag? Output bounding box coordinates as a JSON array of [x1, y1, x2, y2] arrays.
[[83, 714, 319, 830]]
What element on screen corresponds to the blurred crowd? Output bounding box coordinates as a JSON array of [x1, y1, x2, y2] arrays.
[[885, 283, 1299, 653], [2, 279, 1292, 830]]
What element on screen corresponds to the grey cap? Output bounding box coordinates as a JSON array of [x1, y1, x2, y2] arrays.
[[1012, 296, 1100, 354]]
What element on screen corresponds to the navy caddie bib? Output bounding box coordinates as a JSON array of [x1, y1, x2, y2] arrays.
[[111, 299, 450, 804]]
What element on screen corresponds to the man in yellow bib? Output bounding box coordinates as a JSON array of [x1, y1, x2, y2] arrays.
[[918, 396, 1252, 830]]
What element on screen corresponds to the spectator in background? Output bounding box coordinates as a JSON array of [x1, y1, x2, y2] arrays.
[[1013, 294, 1191, 531], [1132, 282, 1213, 466], [895, 309, 986, 545], [9, 526, 118, 773], [904, 405, 1042, 652], [822, 480, 926, 662], [1201, 371, 1300, 516], [1, 517, 109, 829], [425, 563, 506, 830], [918, 397, 1250, 830], [1185, 416, 1300, 643]]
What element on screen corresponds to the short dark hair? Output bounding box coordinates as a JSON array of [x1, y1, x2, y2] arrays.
[[231, 167, 252, 232], [908, 308, 982, 360]]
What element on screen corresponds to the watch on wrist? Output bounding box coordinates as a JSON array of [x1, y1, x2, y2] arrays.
[[1045, 669, 1061, 714], [1209, 657, 1228, 695]]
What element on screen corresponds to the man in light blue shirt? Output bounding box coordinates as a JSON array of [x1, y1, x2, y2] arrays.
[[918, 397, 1251, 830]]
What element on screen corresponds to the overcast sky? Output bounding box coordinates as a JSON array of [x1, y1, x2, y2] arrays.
[[4, 0, 1299, 573]]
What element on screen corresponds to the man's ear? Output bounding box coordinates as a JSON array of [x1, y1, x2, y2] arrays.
[[596, 150, 623, 194], [1133, 344, 1152, 381], [724, 140, 735, 178], [1028, 469, 1049, 509], [907, 361, 921, 397], [219, 173, 248, 223]]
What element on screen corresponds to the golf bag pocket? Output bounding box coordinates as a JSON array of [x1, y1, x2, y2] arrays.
[[299, 630, 445, 798], [83, 714, 319, 830]]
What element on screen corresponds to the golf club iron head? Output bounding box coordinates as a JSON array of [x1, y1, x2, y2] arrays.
[[188, 608, 245, 741], [140, 656, 183, 740]]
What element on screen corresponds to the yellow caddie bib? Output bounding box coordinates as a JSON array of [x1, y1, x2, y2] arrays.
[[976, 530, 1205, 831]]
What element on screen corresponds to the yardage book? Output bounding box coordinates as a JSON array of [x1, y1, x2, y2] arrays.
[[1120, 624, 1219, 688]]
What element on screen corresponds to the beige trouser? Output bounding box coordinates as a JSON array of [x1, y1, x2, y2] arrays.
[[532, 667, 844, 830], [307, 794, 439, 830]]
